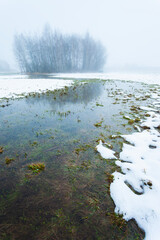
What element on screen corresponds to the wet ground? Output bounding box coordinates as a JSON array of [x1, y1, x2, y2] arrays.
[[0, 77, 158, 240]]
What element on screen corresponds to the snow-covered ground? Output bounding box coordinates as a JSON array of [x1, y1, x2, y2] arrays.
[[0, 78, 73, 99], [0, 74, 28, 79], [97, 101, 160, 238], [54, 72, 160, 85], [0, 72, 160, 99]]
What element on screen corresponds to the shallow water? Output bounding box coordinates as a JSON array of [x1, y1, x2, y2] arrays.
[[0, 77, 157, 240]]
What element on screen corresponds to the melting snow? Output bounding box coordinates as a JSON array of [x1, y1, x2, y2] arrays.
[[140, 106, 159, 112], [97, 107, 160, 239], [54, 72, 160, 85], [0, 77, 73, 99], [96, 140, 117, 159]]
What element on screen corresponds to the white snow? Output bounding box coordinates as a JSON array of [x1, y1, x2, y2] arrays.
[[140, 106, 159, 112], [54, 72, 160, 85], [96, 140, 117, 159], [134, 125, 141, 132], [0, 77, 73, 99], [96, 98, 160, 239], [0, 72, 160, 99], [0, 74, 28, 79], [110, 110, 160, 239], [141, 112, 160, 129]]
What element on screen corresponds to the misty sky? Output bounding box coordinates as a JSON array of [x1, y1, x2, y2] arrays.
[[0, 0, 160, 71]]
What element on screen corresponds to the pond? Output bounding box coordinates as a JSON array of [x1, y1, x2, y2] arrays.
[[0, 77, 156, 240]]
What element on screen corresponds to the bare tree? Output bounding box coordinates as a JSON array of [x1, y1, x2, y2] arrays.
[[14, 25, 106, 73]]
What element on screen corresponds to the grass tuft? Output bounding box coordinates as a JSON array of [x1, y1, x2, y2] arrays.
[[28, 162, 45, 173]]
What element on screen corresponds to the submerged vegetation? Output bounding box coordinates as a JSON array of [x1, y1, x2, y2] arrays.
[[5, 157, 15, 165], [94, 119, 104, 127], [0, 78, 155, 239], [0, 146, 3, 153], [28, 162, 45, 173]]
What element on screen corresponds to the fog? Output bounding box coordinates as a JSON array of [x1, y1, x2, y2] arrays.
[[0, 0, 160, 72]]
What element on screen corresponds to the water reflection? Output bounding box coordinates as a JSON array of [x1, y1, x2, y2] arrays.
[[25, 81, 103, 107], [0, 79, 148, 240]]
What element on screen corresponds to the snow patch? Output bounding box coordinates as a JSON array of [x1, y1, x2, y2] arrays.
[[97, 105, 160, 239], [96, 140, 117, 159], [0, 77, 73, 99], [140, 106, 159, 112], [54, 72, 160, 85]]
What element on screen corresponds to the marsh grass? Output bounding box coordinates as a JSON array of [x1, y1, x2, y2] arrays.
[[0, 78, 153, 240], [28, 163, 45, 173], [5, 157, 15, 165]]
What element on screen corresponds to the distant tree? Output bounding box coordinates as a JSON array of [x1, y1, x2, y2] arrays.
[[14, 25, 106, 73]]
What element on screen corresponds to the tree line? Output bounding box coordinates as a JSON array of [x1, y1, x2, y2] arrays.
[[14, 26, 106, 73]]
